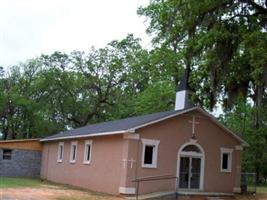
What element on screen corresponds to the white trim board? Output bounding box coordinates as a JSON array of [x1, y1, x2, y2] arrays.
[[119, 187, 136, 194], [233, 187, 241, 193], [40, 130, 127, 142], [123, 133, 140, 140]]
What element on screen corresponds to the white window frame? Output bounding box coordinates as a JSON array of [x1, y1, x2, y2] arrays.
[[141, 138, 160, 168], [220, 148, 233, 173], [69, 141, 78, 163], [57, 142, 64, 163], [83, 140, 93, 164]]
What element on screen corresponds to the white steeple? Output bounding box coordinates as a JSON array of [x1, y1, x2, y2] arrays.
[[175, 69, 193, 110]]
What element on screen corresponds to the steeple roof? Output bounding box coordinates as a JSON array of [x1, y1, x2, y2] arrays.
[[176, 68, 192, 91]]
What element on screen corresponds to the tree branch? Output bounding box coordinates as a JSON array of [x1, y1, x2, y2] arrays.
[[246, 0, 267, 14]]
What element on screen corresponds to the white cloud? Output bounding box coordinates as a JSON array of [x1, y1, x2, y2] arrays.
[[0, 0, 150, 68]]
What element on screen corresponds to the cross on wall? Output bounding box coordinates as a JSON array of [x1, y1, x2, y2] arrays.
[[122, 158, 136, 169], [188, 115, 199, 139]]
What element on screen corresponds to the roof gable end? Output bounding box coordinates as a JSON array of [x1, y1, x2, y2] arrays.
[[40, 107, 248, 147], [127, 107, 248, 147]]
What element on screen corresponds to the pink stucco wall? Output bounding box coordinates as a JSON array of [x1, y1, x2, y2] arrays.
[[124, 110, 242, 194], [41, 109, 243, 195], [41, 134, 124, 195]]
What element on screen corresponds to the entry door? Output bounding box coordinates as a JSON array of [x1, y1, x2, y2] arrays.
[[179, 156, 201, 189]]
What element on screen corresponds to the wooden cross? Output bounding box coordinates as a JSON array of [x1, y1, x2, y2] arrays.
[[129, 158, 136, 169], [188, 115, 199, 139], [122, 159, 127, 169], [122, 158, 136, 169]]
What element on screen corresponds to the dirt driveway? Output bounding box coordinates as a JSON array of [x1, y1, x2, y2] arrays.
[[0, 184, 123, 200], [0, 185, 266, 200]]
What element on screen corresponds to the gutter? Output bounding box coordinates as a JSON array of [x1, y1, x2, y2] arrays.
[[40, 130, 127, 142]]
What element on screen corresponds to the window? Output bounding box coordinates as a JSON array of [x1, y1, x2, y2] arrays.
[[182, 145, 201, 153], [70, 141, 78, 163], [141, 139, 160, 168], [83, 140, 92, 164], [144, 146, 154, 164], [3, 149, 12, 160], [57, 142, 64, 162], [220, 148, 233, 172]]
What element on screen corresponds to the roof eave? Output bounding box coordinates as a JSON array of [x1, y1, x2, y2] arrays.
[[40, 130, 127, 142], [0, 138, 40, 143]]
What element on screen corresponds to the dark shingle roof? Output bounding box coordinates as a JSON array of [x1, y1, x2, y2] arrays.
[[42, 108, 191, 141], [41, 106, 248, 146]]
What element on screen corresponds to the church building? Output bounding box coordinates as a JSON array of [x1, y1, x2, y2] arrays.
[[40, 74, 248, 196]]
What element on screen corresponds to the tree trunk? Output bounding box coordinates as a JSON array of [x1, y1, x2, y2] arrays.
[[254, 84, 264, 184]]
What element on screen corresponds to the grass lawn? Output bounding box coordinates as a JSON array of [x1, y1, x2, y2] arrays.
[[0, 177, 44, 188], [257, 185, 267, 193]]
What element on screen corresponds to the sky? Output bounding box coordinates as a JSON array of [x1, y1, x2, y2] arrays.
[[0, 0, 151, 68]]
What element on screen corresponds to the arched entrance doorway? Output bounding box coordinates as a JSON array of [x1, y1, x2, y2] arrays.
[[177, 142, 205, 190]]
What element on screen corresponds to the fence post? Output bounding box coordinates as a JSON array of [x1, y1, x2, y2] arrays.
[[254, 172, 257, 193], [241, 172, 257, 194]]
